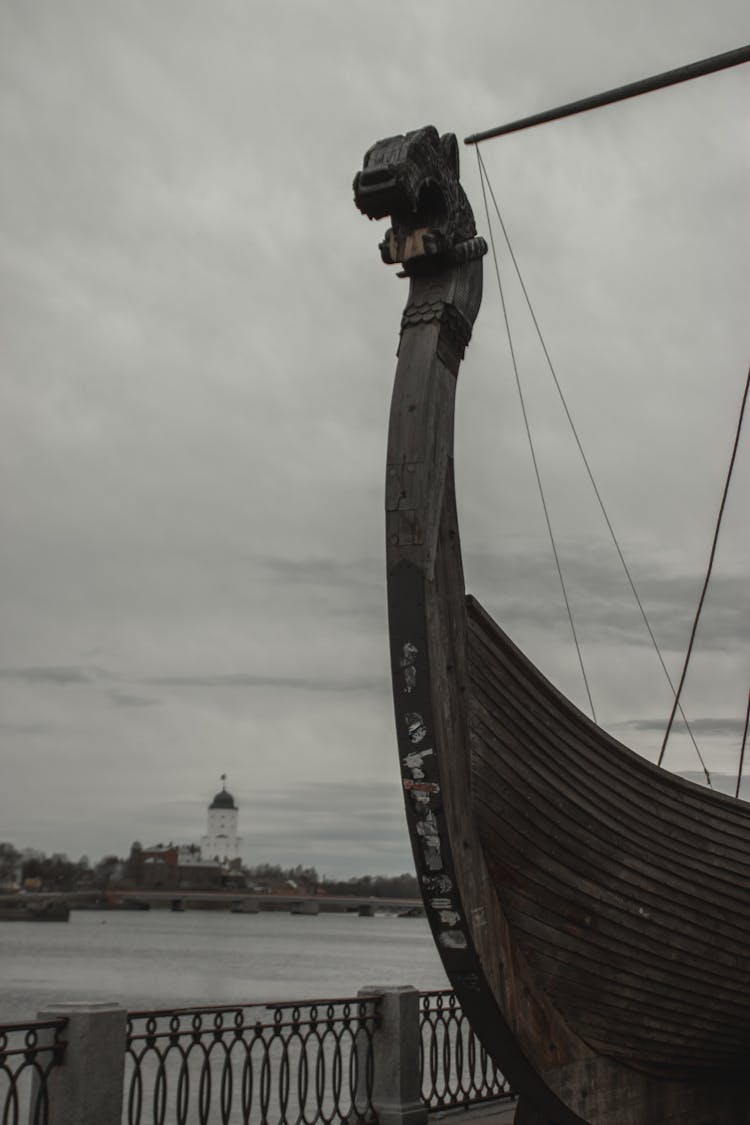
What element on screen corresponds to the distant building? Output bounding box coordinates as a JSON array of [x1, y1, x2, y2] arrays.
[[201, 775, 241, 864], [140, 776, 243, 889], [140, 843, 226, 889]]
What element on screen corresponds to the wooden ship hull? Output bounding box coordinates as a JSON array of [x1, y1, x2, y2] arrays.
[[355, 126, 750, 1124]]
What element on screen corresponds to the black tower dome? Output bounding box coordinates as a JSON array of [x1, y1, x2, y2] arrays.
[[209, 774, 236, 810]]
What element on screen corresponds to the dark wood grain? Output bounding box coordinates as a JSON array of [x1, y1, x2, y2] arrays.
[[468, 595, 750, 1074]]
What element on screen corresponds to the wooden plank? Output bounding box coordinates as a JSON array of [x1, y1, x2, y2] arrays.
[[470, 702, 750, 924], [467, 597, 750, 833], [467, 604, 750, 848]]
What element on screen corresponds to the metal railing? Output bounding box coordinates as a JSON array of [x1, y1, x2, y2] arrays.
[[2, 990, 514, 1124], [125, 996, 378, 1125], [0, 1018, 67, 1125], [419, 990, 514, 1110]]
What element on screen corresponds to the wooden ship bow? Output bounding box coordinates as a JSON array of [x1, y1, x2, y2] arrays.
[[354, 126, 750, 1125]]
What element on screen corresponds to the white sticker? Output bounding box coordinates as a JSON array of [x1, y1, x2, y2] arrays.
[[438, 910, 461, 927], [405, 713, 427, 743], [402, 748, 434, 777], [439, 930, 468, 951]]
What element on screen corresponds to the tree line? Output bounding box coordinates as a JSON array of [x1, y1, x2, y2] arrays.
[[0, 843, 418, 898], [0, 841, 139, 892], [245, 864, 418, 899]]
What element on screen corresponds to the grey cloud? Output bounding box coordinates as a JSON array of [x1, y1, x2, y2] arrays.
[[144, 672, 381, 694], [0, 658, 386, 699], [256, 555, 386, 628], [466, 543, 748, 653], [259, 556, 382, 585], [615, 716, 746, 738], [109, 692, 161, 708], [0, 665, 98, 685], [0, 720, 57, 735], [238, 783, 412, 871]]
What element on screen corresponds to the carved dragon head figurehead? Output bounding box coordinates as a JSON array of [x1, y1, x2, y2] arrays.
[[353, 125, 486, 271]]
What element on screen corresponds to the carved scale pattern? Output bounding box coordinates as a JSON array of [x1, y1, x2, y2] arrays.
[[401, 299, 473, 361]]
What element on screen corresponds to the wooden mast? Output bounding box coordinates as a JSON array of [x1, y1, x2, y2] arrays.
[[464, 42, 750, 143]]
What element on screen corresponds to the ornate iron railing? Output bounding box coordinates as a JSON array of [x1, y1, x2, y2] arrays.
[[125, 996, 378, 1125], [419, 990, 515, 1110], [0, 1018, 67, 1125]]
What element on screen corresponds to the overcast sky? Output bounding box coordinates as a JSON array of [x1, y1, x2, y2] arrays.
[[1, 1, 748, 876]]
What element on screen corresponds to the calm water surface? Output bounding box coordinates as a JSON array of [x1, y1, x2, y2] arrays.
[[0, 908, 449, 1024]]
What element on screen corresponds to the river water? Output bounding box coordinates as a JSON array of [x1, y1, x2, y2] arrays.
[[0, 907, 449, 1024]]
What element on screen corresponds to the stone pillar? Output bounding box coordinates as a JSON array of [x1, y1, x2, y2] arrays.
[[358, 986, 427, 1125], [33, 1002, 127, 1125]]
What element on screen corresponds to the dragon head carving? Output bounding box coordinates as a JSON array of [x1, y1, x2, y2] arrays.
[[354, 126, 485, 270]]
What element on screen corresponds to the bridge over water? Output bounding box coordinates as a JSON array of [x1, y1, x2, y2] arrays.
[[23, 890, 425, 917], [121, 890, 424, 916]]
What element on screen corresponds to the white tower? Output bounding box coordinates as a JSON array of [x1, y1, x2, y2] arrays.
[[201, 775, 241, 864]]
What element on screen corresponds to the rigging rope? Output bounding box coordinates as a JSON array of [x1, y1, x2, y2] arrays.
[[476, 151, 597, 723], [658, 366, 750, 766], [736, 691, 750, 799], [476, 149, 710, 780], [475, 148, 718, 781]]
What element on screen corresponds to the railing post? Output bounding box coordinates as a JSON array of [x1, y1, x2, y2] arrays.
[[358, 986, 427, 1125], [32, 1002, 127, 1125]]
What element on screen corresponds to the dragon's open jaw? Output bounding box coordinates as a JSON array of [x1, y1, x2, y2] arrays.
[[351, 166, 412, 220]]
